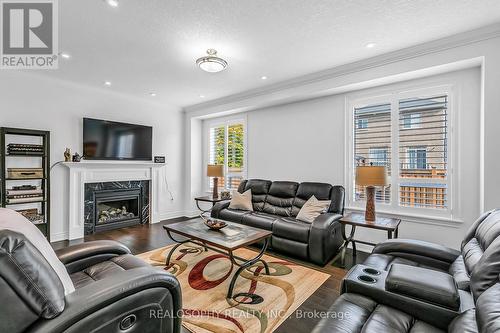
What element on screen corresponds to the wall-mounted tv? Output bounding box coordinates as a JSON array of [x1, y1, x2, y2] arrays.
[[83, 118, 152, 161]]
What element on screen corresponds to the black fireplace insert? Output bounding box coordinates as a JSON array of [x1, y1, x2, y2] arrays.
[[94, 188, 142, 232]]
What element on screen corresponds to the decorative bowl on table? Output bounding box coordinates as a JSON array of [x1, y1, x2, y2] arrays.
[[200, 214, 227, 230]]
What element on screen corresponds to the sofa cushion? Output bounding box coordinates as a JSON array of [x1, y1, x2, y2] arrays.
[[273, 217, 311, 243], [242, 179, 272, 211], [0, 208, 75, 295], [292, 182, 332, 216], [263, 181, 299, 217], [241, 212, 279, 231], [312, 293, 445, 333], [219, 208, 251, 223], [70, 254, 150, 289], [228, 189, 253, 211], [296, 195, 331, 223]]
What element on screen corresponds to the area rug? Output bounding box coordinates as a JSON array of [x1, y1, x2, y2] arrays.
[[137, 244, 330, 333]]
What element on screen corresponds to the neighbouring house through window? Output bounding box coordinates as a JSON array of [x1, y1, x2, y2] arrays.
[[350, 91, 450, 214]]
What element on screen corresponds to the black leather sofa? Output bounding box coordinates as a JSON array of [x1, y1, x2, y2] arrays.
[[0, 230, 182, 333], [363, 209, 500, 290], [312, 210, 500, 332], [211, 179, 345, 265]]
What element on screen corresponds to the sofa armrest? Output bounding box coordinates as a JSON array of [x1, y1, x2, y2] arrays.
[[56, 240, 131, 273], [309, 213, 343, 265], [373, 239, 460, 268], [28, 267, 182, 333], [210, 200, 231, 218]]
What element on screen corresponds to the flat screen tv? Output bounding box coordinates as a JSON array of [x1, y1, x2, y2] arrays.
[[83, 118, 152, 161]]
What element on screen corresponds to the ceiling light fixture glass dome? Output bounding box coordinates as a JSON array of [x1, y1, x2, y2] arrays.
[[196, 49, 228, 73]]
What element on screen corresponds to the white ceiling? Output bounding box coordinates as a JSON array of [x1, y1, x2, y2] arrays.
[[40, 0, 500, 108]]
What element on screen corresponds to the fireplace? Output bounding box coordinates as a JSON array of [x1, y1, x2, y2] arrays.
[[94, 189, 141, 232], [84, 181, 150, 235]]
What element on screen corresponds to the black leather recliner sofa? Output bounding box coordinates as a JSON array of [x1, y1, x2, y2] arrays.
[[363, 209, 500, 290], [312, 210, 500, 332], [211, 179, 345, 265], [0, 230, 182, 333]]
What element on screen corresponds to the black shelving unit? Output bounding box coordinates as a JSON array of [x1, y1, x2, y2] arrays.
[[0, 127, 50, 240]]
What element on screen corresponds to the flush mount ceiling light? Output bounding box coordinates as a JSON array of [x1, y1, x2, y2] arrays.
[[365, 42, 376, 48], [196, 49, 228, 73], [104, 0, 119, 7]]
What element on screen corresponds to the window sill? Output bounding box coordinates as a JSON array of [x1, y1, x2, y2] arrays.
[[345, 206, 464, 228]]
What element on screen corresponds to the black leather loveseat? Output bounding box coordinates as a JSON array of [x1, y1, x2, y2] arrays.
[[363, 209, 500, 290], [312, 209, 500, 333], [0, 230, 182, 333], [211, 179, 345, 265]]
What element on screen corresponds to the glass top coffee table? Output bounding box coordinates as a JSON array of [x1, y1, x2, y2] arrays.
[[163, 218, 272, 299]]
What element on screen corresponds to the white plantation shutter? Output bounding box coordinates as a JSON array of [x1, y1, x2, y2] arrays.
[[208, 121, 245, 191], [398, 96, 449, 209], [350, 91, 452, 216], [354, 103, 392, 203], [209, 125, 226, 188]]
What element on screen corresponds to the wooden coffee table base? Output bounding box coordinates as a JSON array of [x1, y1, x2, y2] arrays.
[[164, 229, 271, 299]]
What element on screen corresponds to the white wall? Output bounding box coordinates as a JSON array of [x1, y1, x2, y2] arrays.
[[243, 68, 480, 249], [0, 72, 185, 241]]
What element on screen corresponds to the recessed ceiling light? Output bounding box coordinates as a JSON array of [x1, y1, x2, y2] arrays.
[[261, 76, 268, 80], [149, 92, 157, 97], [104, 0, 119, 7], [59, 52, 70, 59], [104, 81, 112, 86], [199, 95, 205, 98], [196, 49, 228, 73], [366, 42, 376, 48]]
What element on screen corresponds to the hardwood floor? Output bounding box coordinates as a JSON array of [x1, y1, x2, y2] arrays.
[[52, 217, 369, 333]]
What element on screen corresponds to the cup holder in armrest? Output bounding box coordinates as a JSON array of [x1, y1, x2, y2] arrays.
[[362, 268, 381, 276], [357, 275, 377, 283]]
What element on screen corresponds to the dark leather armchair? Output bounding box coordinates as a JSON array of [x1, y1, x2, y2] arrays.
[[363, 209, 500, 290], [312, 224, 500, 333], [0, 230, 182, 333], [212, 179, 345, 265]]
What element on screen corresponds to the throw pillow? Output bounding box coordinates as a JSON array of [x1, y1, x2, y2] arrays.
[[228, 189, 254, 211], [296, 195, 331, 223], [0, 208, 75, 295]]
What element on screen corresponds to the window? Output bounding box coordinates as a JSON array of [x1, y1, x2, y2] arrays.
[[369, 147, 388, 166], [356, 118, 368, 129], [406, 147, 427, 169], [402, 113, 422, 129], [350, 91, 451, 215], [354, 103, 392, 204], [208, 120, 246, 191]]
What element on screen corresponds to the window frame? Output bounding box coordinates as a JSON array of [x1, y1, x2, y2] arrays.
[[345, 84, 458, 220], [203, 115, 248, 193]]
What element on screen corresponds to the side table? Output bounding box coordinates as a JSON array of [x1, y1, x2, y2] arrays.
[[332, 213, 401, 268], [194, 195, 229, 215]]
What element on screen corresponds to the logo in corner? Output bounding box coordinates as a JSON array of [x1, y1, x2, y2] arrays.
[[1, 0, 58, 69]]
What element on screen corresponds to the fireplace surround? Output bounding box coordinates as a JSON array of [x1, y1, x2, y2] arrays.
[[84, 181, 149, 235]]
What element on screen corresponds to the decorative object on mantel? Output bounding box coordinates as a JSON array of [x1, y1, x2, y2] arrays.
[[72, 152, 81, 162], [0, 127, 51, 240], [64, 148, 71, 162], [356, 165, 388, 221], [207, 164, 224, 198], [220, 190, 231, 200]]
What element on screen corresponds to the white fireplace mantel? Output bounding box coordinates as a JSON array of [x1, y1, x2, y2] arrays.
[[64, 161, 165, 240]]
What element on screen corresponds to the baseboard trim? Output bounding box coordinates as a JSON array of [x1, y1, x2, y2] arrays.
[[50, 231, 69, 242]]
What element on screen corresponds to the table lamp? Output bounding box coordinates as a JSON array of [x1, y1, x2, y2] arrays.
[[207, 164, 224, 198], [356, 166, 388, 221]]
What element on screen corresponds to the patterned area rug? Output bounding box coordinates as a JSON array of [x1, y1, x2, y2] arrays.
[[137, 244, 329, 333]]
